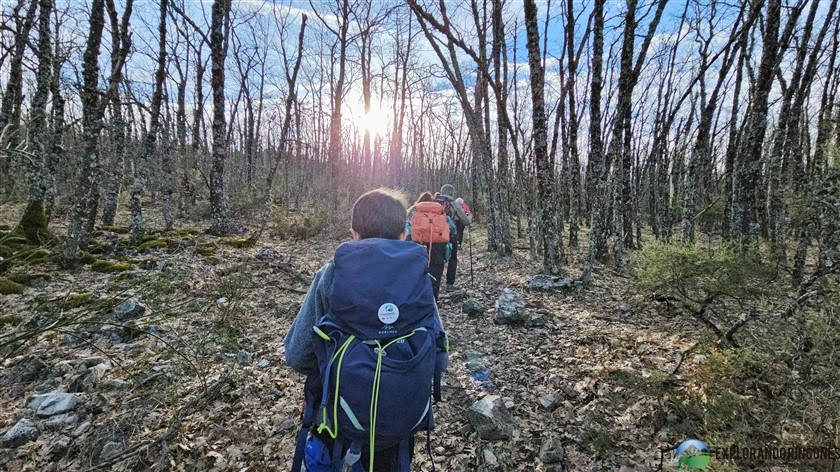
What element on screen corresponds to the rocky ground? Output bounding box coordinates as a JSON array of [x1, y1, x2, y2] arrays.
[[0, 206, 709, 471]]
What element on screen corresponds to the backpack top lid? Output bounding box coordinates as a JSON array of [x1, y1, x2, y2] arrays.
[[329, 238, 437, 340]]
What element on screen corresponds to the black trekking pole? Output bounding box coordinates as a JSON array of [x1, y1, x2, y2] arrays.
[[468, 226, 474, 286]]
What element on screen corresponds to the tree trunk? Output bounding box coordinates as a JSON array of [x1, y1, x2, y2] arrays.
[[207, 0, 233, 235], [18, 0, 54, 245]]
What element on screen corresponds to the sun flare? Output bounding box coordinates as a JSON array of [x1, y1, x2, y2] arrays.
[[358, 108, 389, 137]]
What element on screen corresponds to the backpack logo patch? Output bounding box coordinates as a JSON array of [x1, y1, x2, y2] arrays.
[[378, 303, 400, 324]]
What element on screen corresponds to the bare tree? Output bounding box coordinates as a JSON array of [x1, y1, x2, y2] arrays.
[[524, 0, 563, 274], [17, 0, 53, 244], [129, 0, 169, 242], [207, 0, 234, 235]]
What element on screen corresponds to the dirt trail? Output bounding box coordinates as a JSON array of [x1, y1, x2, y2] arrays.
[[1, 215, 696, 471]]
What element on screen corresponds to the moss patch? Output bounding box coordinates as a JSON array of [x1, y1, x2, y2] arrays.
[[60, 292, 93, 309], [80, 252, 98, 265], [138, 238, 171, 252], [7, 272, 51, 286], [197, 244, 217, 257], [220, 237, 254, 248], [0, 278, 26, 295], [17, 200, 54, 244], [18, 248, 52, 262], [91, 260, 132, 273]]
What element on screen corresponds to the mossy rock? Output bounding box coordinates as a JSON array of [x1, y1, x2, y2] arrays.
[[80, 252, 98, 265], [220, 237, 254, 248], [99, 226, 130, 234], [91, 260, 132, 273], [172, 228, 200, 237], [7, 272, 51, 286], [17, 201, 55, 244], [138, 238, 171, 252], [0, 314, 24, 327], [0, 278, 26, 295], [60, 292, 93, 309]]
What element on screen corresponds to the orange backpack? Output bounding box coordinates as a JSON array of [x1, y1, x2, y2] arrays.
[[409, 201, 451, 244]]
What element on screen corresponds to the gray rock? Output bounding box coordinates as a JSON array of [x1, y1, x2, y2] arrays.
[[42, 412, 79, 431], [257, 359, 270, 369], [467, 395, 516, 440], [51, 434, 72, 451], [27, 392, 79, 417], [526, 275, 577, 291], [113, 298, 146, 319], [462, 299, 485, 317], [619, 303, 632, 314], [100, 441, 123, 462], [236, 350, 252, 366], [69, 363, 110, 393], [538, 394, 557, 410], [529, 312, 548, 327], [34, 378, 57, 393], [30, 276, 49, 289], [483, 448, 498, 467], [494, 289, 529, 325], [1, 418, 40, 448], [465, 358, 487, 374], [0, 356, 47, 386], [539, 438, 565, 464], [692, 354, 709, 365], [71, 421, 91, 437], [255, 248, 284, 261], [72, 357, 107, 369], [105, 379, 128, 389], [278, 418, 296, 432]]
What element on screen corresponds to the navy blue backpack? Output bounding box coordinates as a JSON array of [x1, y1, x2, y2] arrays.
[[291, 239, 448, 472]]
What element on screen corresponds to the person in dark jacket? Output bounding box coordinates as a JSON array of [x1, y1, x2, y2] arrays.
[[284, 188, 448, 472]]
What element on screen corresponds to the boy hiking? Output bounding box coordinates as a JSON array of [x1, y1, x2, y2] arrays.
[[285, 188, 449, 472], [405, 192, 452, 299], [434, 185, 472, 291]]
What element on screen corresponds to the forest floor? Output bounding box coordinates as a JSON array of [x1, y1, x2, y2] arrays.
[[0, 203, 719, 471]]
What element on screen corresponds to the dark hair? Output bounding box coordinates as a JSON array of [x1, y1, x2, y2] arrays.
[[352, 188, 408, 240], [414, 192, 433, 206]]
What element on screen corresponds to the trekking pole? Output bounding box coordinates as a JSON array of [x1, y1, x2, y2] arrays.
[[468, 226, 474, 286]]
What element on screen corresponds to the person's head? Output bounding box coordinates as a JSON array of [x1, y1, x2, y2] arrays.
[[440, 184, 456, 197], [351, 188, 408, 241], [414, 191, 433, 206], [455, 198, 464, 204]]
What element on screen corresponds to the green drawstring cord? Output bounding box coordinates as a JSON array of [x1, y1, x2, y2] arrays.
[[368, 330, 420, 471], [317, 335, 355, 439]]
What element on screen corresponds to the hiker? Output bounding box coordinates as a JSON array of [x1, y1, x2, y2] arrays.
[[434, 185, 472, 292], [406, 191, 453, 299], [284, 188, 449, 472]]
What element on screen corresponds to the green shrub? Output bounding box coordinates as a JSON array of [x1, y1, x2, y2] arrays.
[[631, 241, 775, 299]]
